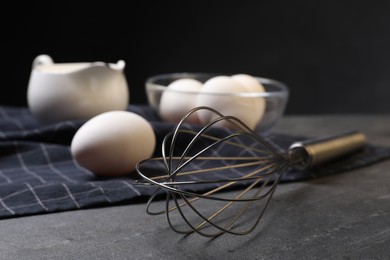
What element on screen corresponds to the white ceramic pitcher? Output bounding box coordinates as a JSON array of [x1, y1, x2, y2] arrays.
[[27, 54, 130, 124]]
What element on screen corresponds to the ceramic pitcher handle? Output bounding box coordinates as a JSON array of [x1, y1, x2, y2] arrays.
[[32, 54, 53, 68]]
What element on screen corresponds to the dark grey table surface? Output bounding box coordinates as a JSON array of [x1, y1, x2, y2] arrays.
[[1, 115, 389, 260]]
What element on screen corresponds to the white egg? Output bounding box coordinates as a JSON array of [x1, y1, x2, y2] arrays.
[[159, 78, 203, 124], [196, 75, 263, 130], [71, 111, 156, 177], [231, 74, 265, 93], [231, 74, 266, 125]]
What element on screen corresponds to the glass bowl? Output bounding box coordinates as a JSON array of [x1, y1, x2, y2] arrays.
[[145, 72, 289, 134]]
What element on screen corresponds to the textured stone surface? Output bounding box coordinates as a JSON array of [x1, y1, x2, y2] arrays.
[[1, 115, 389, 259]]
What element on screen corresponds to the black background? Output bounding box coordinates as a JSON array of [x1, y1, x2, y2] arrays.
[[2, 1, 390, 114]]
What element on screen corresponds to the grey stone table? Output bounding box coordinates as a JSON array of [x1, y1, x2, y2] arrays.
[[1, 115, 389, 260]]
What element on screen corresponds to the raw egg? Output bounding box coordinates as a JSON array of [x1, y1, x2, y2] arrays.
[[231, 74, 265, 93], [71, 111, 156, 177], [159, 78, 203, 124], [196, 75, 264, 130], [231, 73, 266, 124]]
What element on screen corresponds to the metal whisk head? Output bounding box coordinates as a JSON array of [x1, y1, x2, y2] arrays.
[[134, 106, 366, 237]]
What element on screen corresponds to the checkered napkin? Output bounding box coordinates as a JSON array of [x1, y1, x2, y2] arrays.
[[0, 105, 389, 219]]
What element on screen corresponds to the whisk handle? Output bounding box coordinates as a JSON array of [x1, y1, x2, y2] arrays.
[[288, 130, 367, 170]]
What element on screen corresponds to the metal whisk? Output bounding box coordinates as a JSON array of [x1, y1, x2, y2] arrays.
[[134, 106, 366, 237]]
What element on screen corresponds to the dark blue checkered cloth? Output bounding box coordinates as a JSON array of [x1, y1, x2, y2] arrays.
[[0, 105, 389, 219]]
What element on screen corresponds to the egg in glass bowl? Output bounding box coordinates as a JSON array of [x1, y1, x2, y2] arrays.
[[145, 72, 289, 134]]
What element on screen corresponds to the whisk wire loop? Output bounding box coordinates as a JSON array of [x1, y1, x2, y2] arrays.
[[135, 106, 291, 236]]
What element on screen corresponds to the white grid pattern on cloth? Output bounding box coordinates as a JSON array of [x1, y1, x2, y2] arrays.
[[26, 182, 49, 211], [89, 182, 112, 203], [0, 196, 15, 215], [62, 183, 80, 208], [0, 181, 135, 212], [40, 144, 77, 183], [0, 106, 156, 218], [0, 169, 12, 183], [15, 141, 46, 184]]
